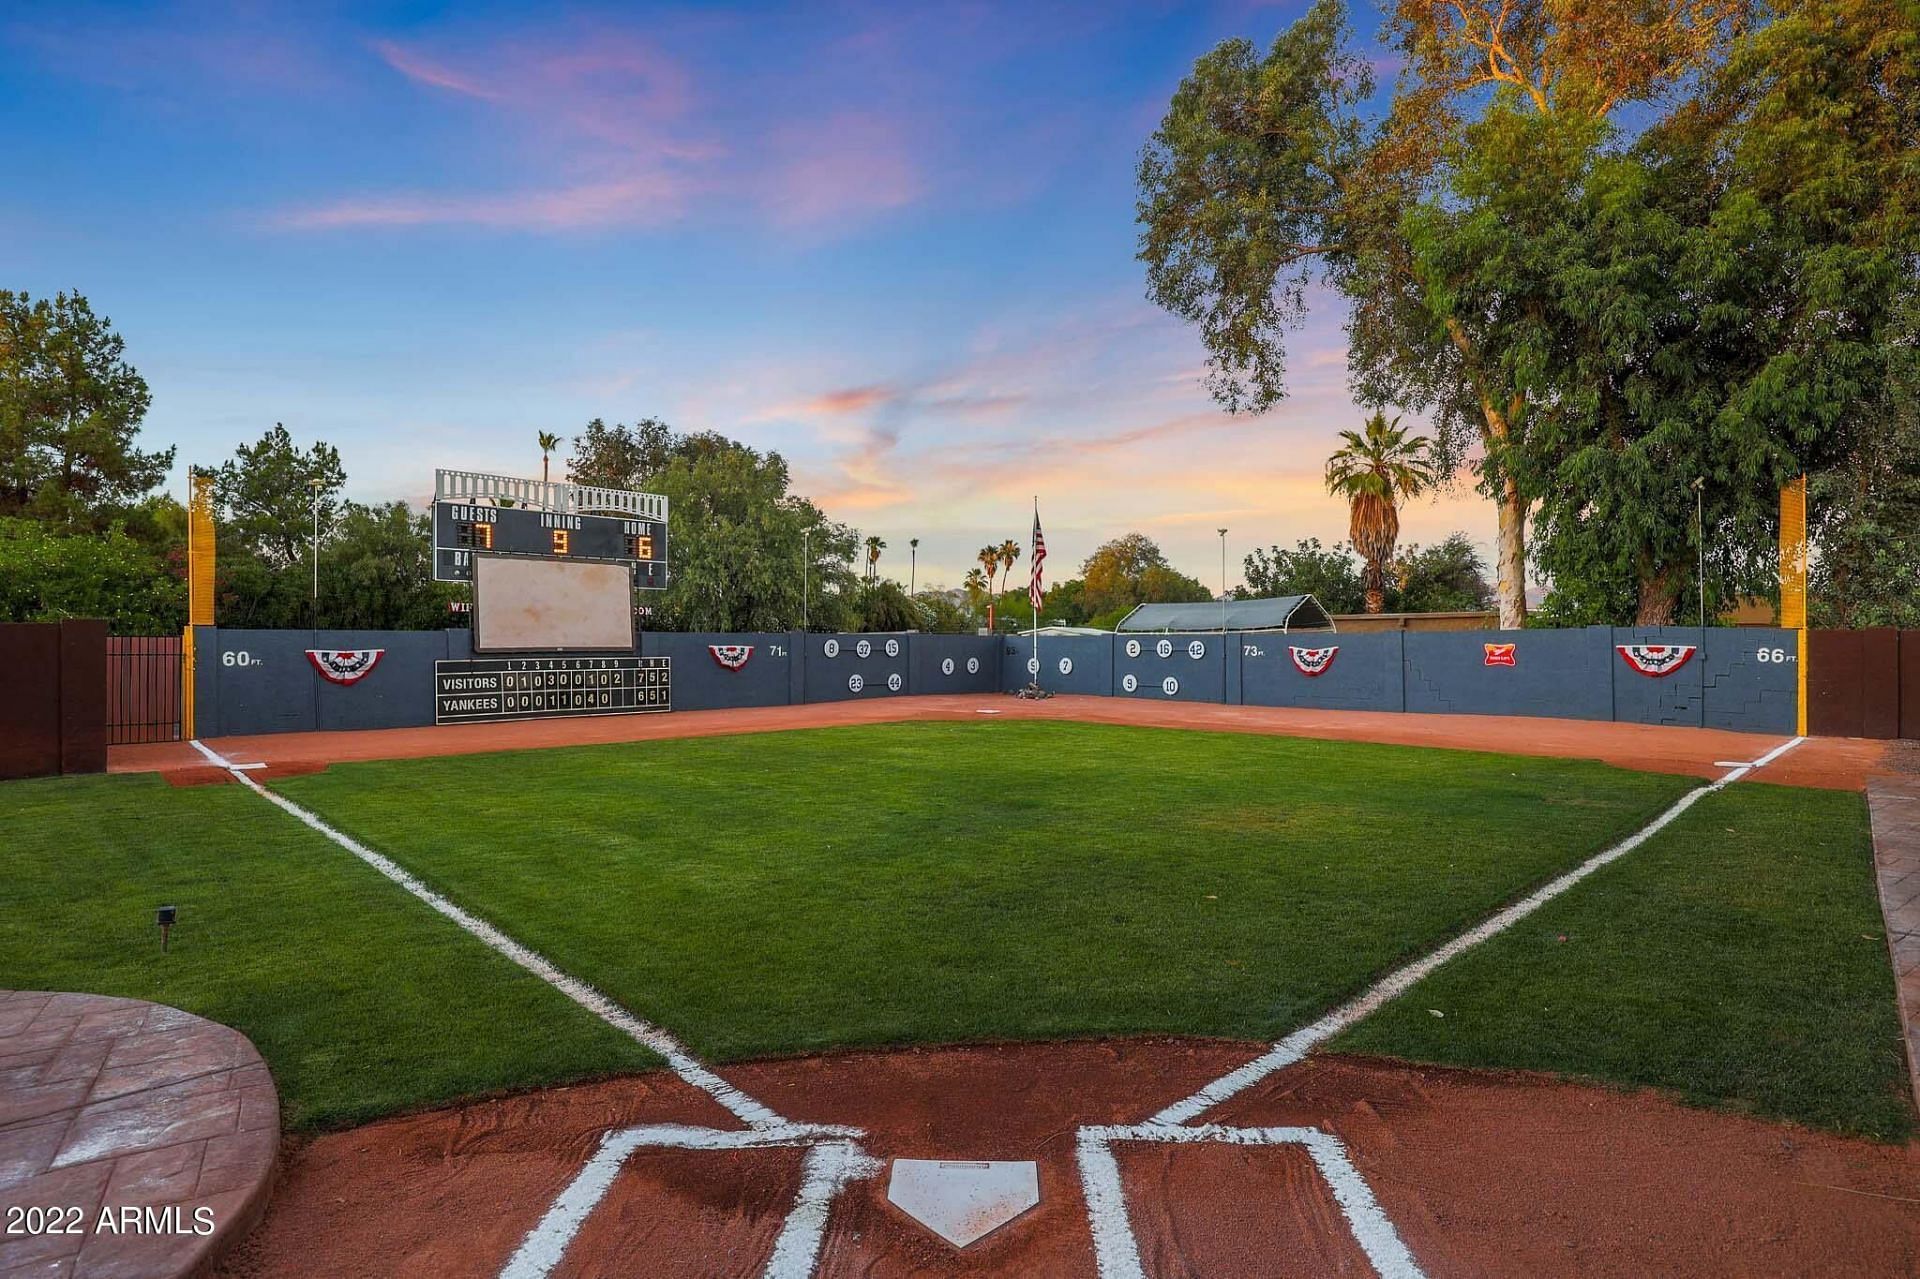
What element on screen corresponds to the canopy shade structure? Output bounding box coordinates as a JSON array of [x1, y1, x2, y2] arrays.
[[1115, 595, 1335, 634]]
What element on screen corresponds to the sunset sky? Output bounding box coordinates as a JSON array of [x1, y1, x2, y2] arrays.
[[3, 0, 1500, 592]]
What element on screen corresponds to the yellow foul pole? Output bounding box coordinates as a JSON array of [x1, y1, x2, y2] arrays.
[[183, 470, 217, 738], [1779, 475, 1808, 736]]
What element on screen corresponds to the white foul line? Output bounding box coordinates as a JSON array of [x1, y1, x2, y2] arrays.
[[1078, 735, 1806, 1278], [1149, 735, 1805, 1127], [188, 739, 878, 1279], [189, 739, 793, 1131]]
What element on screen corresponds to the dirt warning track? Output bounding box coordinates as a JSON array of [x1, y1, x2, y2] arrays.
[[113, 694, 1893, 790]]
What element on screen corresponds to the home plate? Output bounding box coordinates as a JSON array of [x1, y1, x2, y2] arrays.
[[886, 1158, 1039, 1247]]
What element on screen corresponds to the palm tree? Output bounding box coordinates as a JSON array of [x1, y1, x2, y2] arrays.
[[1324, 412, 1435, 614], [537, 431, 561, 484], [863, 535, 886, 581], [996, 539, 1021, 596], [963, 567, 990, 615], [977, 545, 1002, 629]]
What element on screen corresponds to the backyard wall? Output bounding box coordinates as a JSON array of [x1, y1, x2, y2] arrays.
[[0, 620, 107, 779], [189, 624, 1801, 739]]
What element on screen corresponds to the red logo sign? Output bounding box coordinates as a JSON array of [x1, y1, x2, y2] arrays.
[[708, 644, 755, 672], [1616, 644, 1697, 677], [306, 650, 384, 685], [1483, 643, 1517, 667], [1288, 645, 1339, 676]]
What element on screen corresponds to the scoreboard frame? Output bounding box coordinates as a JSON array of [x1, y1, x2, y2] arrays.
[[434, 656, 671, 724], [432, 500, 668, 589]]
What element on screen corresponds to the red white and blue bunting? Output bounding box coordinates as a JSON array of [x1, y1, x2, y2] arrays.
[[1288, 645, 1339, 676], [1615, 643, 1697, 678], [708, 644, 755, 672], [306, 650, 384, 685]]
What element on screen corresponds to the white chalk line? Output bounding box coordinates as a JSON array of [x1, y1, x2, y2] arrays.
[[498, 1124, 878, 1279], [1149, 735, 1804, 1127], [197, 730, 1807, 1279], [188, 739, 877, 1279], [1078, 735, 1806, 1278], [1078, 1124, 1422, 1279], [189, 739, 801, 1132]]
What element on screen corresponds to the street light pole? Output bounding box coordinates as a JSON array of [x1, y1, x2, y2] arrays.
[[910, 538, 918, 598], [1218, 528, 1229, 634], [309, 478, 326, 631], [802, 527, 810, 632], [1692, 477, 1706, 628]]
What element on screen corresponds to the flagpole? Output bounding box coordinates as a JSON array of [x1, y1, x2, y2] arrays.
[[1031, 496, 1040, 687]]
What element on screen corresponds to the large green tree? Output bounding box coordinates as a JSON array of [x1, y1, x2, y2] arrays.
[[569, 418, 860, 631], [209, 425, 346, 627], [1516, 0, 1919, 623], [1239, 533, 1491, 614], [1139, 0, 1753, 628], [1392, 533, 1495, 613], [1810, 298, 1920, 627], [214, 423, 345, 570], [320, 502, 464, 631], [1078, 532, 1214, 626], [0, 290, 172, 529], [1242, 538, 1366, 612], [0, 517, 184, 633]]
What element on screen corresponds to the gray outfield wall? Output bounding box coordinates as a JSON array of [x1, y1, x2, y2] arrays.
[[191, 624, 1797, 739]]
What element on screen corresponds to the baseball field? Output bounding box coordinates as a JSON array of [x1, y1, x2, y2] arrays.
[[5, 705, 1916, 1276]]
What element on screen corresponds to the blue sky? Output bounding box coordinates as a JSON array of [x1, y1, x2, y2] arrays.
[[3, 0, 1495, 591]]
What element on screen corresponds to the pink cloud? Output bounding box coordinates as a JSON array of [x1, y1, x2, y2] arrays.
[[276, 25, 927, 235], [276, 175, 693, 231], [803, 385, 898, 415], [371, 33, 699, 151], [761, 113, 925, 227]]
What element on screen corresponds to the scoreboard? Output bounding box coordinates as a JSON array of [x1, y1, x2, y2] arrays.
[[432, 501, 668, 589], [434, 656, 671, 724]]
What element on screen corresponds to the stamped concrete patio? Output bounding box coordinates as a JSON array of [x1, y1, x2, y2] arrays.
[[0, 991, 277, 1279]]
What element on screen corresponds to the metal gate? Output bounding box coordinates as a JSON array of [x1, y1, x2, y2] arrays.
[[106, 635, 183, 745]]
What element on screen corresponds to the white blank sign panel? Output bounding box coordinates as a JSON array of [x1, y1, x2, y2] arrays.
[[472, 555, 634, 652]]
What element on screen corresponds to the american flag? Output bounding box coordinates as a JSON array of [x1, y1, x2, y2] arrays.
[[1029, 503, 1046, 611]]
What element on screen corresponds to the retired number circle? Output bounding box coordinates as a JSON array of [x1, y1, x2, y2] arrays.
[[1122, 673, 1139, 693], [885, 638, 900, 657], [1027, 657, 1040, 675], [1058, 656, 1073, 675], [967, 657, 980, 674], [1162, 676, 1180, 696], [1125, 639, 1141, 658], [1156, 639, 1174, 658], [856, 639, 873, 658], [1188, 640, 1206, 660], [887, 672, 903, 691], [823, 639, 840, 658], [942, 657, 955, 675], [848, 673, 864, 693]]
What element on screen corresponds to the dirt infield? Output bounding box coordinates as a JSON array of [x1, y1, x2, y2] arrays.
[[216, 1043, 1920, 1279], [113, 694, 1894, 790]]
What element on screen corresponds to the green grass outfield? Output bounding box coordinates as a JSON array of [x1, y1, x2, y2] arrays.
[[0, 774, 656, 1130], [3, 721, 1905, 1140], [272, 721, 1693, 1059], [1335, 782, 1912, 1141]]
